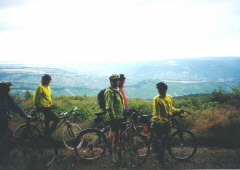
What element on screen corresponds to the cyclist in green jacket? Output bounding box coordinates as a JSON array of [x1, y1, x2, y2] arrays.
[[33, 74, 59, 136], [104, 74, 124, 163]]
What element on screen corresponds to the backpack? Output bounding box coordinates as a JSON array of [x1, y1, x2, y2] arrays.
[[97, 89, 107, 111], [97, 88, 122, 111]]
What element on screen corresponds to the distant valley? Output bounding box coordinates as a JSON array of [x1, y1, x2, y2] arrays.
[[0, 57, 239, 99]]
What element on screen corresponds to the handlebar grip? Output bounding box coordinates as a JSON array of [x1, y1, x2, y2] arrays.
[[173, 111, 191, 118], [178, 114, 184, 118], [179, 112, 190, 118]]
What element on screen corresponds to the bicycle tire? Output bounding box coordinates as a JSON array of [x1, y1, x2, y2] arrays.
[[47, 147, 78, 170], [0, 128, 32, 169], [62, 123, 82, 150], [0, 144, 33, 170], [15, 124, 58, 169], [168, 129, 197, 161], [119, 134, 149, 168], [74, 128, 108, 161], [15, 124, 42, 151]]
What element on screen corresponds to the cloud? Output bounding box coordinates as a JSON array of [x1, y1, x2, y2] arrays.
[[0, 0, 240, 64]]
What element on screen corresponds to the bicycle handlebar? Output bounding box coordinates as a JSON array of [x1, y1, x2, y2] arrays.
[[26, 116, 40, 123], [172, 111, 191, 118], [59, 107, 79, 118]]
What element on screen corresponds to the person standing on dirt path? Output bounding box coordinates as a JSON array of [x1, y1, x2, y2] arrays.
[[33, 74, 59, 136], [104, 74, 124, 163], [0, 81, 31, 162], [152, 81, 185, 163]]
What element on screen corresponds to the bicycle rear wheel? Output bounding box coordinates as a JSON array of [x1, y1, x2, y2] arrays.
[[168, 129, 197, 160], [74, 128, 108, 161], [15, 124, 42, 151]]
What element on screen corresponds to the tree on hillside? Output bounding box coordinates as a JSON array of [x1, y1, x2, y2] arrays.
[[24, 90, 32, 100], [231, 83, 240, 95]]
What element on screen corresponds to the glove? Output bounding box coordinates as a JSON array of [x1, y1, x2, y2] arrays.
[[31, 109, 37, 117], [26, 115, 32, 121], [179, 109, 185, 114]]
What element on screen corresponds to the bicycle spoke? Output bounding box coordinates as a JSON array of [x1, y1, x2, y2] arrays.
[[75, 129, 107, 160]]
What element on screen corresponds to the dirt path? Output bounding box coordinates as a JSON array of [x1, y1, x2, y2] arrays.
[[71, 147, 240, 170], [0, 147, 239, 169]]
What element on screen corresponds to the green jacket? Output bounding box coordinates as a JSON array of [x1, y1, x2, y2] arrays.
[[104, 87, 124, 121]]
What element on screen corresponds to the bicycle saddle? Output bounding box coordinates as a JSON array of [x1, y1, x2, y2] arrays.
[[95, 111, 106, 116], [140, 115, 152, 123]]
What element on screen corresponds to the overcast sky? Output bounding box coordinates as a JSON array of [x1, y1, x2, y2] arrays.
[[0, 0, 240, 64]]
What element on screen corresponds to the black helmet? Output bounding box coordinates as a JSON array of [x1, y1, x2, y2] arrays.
[[156, 81, 168, 90], [0, 81, 13, 87], [42, 74, 51, 81], [119, 74, 126, 80]]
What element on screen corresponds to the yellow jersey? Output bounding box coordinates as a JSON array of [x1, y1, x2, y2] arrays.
[[152, 94, 180, 123], [33, 84, 52, 108]]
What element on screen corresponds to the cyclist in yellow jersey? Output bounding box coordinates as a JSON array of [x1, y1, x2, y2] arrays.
[[152, 81, 184, 165], [152, 81, 185, 159], [152, 81, 184, 124], [33, 74, 59, 136]]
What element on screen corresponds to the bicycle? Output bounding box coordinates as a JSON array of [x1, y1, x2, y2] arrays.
[[14, 107, 82, 169], [0, 115, 32, 169], [74, 110, 148, 168], [139, 111, 197, 163]]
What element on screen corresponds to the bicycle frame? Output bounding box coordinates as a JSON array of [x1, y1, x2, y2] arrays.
[[32, 108, 77, 136], [93, 115, 138, 152]]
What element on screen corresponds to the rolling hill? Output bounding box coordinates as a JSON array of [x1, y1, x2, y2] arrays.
[[0, 57, 240, 99]]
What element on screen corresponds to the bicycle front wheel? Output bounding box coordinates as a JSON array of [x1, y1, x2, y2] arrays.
[[168, 129, 197, 161], [74, 128, 108, 161], [15, 124, 59, 169], [62, 123, 82, 150]]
